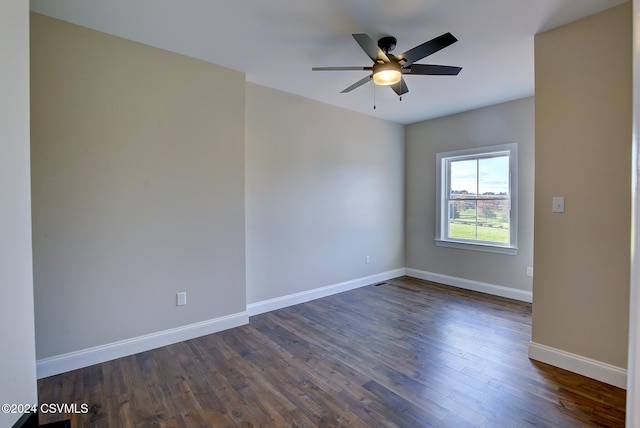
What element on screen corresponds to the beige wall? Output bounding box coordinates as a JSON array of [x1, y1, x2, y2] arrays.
[[405, 97, 535, 293], [533, 3, 631, 368], [31, 14, 246, 359], [246, 83, 405, 304], [0, 2, 37, 426]]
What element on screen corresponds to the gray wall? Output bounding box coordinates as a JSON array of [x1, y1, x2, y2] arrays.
[[246, 83, 405, 304], [533, 4, 631, 368], [0, 1, 37, 426], [31, 14, 247, 359], [30, 14, 405, 362], [405, 97, 535, 293]]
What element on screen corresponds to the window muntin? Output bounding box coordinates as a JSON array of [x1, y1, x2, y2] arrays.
[[436, 144, 517, 254]]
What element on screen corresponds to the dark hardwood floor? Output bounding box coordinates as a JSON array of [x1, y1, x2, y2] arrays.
[[38, 277, 626, 427]]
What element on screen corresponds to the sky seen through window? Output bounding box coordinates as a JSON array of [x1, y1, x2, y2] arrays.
[[450, 155, 509, 196]]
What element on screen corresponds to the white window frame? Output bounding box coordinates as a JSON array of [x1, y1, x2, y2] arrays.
[[435, 143, 518, 255]]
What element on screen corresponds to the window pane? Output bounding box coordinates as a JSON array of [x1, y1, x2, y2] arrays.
[[448, 200, 477, 240], [436, 143, 517, 252], [477, 200, 509, 243], [448, 200, 510, 243], [450, 159, 477, 198], [478, 155, 509, 197]]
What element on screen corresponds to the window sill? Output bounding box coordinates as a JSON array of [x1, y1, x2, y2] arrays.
[[435, 239, 518, 255]]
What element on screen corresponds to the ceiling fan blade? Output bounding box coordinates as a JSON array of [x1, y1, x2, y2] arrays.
[[352, 33, 390, 63], [397, 32, 458, 66], [312, 66, 373, 71], [340, 75, 372, 93], [390, 78, 408, 96], [404, 64, 462, 76]]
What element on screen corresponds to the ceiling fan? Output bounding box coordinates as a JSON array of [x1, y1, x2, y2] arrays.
[[312, 32, 462, 98]]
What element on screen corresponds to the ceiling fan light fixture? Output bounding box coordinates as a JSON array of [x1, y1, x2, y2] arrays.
[[372, 63, 402, 86]]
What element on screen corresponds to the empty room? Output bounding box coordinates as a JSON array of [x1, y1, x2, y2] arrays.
[[3, 0, 640, 427]]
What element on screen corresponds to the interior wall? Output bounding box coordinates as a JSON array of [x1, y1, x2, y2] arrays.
[[405, 97, 535, 293], [0, 1, 37, 426], [30, 14, 246, 359], [245, 83, 405, 304], [533, 3, 631, 368], [629, 0, 640, 422]]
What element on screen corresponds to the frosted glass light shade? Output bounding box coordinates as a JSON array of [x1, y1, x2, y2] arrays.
[[372, 62, 402, 86], [373, 70, 401, 85]]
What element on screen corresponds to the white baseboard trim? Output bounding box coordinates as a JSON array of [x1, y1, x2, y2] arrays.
[[36, 311, 249, 379], [247, 268, 407, 317], [405, 268, 533, 303], [528, 341, 627, 389]]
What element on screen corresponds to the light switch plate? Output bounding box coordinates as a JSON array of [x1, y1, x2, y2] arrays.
[[552, 197, 565, 213]]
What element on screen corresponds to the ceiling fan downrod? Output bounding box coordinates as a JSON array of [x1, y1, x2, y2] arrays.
[[377, 36, 397, 54]]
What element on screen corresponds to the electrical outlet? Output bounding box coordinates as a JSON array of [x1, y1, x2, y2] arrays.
[[177, 292, 187, 306], [365, 255, 371, 264], [526, 267, 534, 277]]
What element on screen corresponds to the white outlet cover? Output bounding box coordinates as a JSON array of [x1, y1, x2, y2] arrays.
[[177, 292, 187, 306]]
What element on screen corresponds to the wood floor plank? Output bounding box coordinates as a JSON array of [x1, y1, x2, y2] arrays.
[[37, 277, 626, 426], [81, 363, 107, 426]]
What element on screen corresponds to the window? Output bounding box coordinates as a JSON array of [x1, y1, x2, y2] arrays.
[[435, 143, 518, 255]]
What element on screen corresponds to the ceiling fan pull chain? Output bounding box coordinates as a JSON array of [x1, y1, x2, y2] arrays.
[[373, 83, 376, 109]]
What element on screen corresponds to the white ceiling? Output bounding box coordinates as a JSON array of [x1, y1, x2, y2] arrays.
[[30, 0, 628, 125]]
